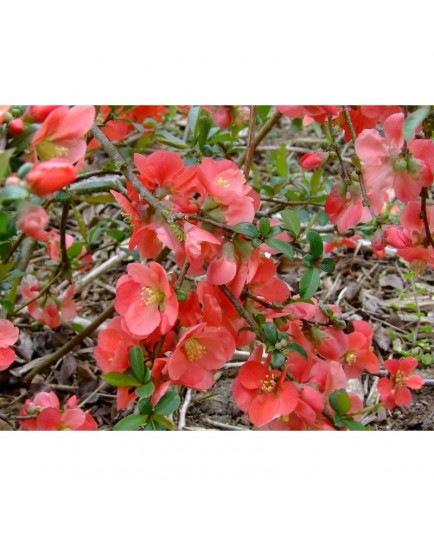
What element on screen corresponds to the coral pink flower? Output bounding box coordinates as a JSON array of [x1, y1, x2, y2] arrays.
[[26, 158, 77, 196], [94, 317, 140, 373], [206, 241, 238, 285], [18, 205, 50, 241], [25, 106, 62, 123], [115, 262, 178, 338], [233, 353, 299, 426], [309, 360, 347, 394], [20, 392, 97, 431], [0, 319, 19, 371], [8, 118, 24, 136], [307, 325, 348, 361], [168, 323, 236, 390], [278, 106, 339, 123], [337, 105, 401, 141], [324, 235, 360, 253], [31, 105, 95, 163], [377, 357, 424, 410], [341, 321, 379, 378], [198, 158, 259, 225], [245, 255, 290, 303], [179, 222, 221, 275], [325, 182, 372, 232], [300, 151, 327, 170], [355, 113, 434, 208]]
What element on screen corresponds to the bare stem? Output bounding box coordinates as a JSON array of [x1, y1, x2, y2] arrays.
[[420, 187, 434, 249], [236, 110, 282, 167], [24, 303, 115, 382], [243, 105, 257, 179]]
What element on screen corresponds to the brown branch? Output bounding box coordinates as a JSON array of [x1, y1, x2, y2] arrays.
[[236, 110, 282, 167], [340, 108, 377, 220], [420, 187, 434, 249], [327, 114, 351, 185], [24, 303, 115, 382], [243, 105, 257, 179], [219, 284, 260, 336], [59, 199, 71, 271], [2, 232, 25, 264], [260, 196, 323, 207], [90, 124, 183, 225]]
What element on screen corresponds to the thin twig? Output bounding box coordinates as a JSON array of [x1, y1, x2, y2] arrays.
[[23, 303, 115, 381], [243, 105, 257, 179], [178, 388, 192, 430], [327, 114, 351, 185], [420, 187, 434, 249], [236, 110, 282, 167]]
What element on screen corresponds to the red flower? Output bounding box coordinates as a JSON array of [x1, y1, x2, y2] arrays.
[[18, 205, 50, 241], [94, 317, 141, 373], [26, 158, 77, 196], [168, 323, 235, 390], [31, 105, 95, 163], [233, 350, 299, 426], [300, 151, 327, 170], [377, 357, 424, 410], [0, 319, 19, 371], [115, 262, 179, 338]]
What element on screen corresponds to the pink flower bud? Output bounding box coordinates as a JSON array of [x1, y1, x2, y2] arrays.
[[384, 226, 412, 248], [300, 152, 326, 170], [8, 118, 24, 136], [26, 158, 77, 196]]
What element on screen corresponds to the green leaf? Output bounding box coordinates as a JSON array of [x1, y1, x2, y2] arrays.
[[67, 242, 85, 260], [320, 258, 335, 273], [102, 372, 142, 387], [310, 168, 323, 194], [302, 254, 314, 268], [281, 209, 300, 237], [403, 106, 431, 141], [138, 398, 153, 415], [300, 267, 320, 300], [188, 105, 201, 138], [264, 238, 294, 259], [258, 217, 271, 237], [285, 342, 308, 359], [0, 213, 16, 241], [156, 130, 188, 149], [307, 231, 323, 259], [267, 225, 283, 238], [197, 115, 213, 152], [106, 229, 125, 242], [152, 415, 175, 430], [233, 222, 260, 238], [271, 351, 285, 368], [113, 413, 148, 431], [0, 149, 14, 181], [0, 185, 28, 202], [135, 382, 155, 399], [276, 145, 288, 178], [263, 322, 278, 344], [329, 390, 351, 415], [342, 419, 367, 431], [154, 391, 181, 416], [129, 346, 145, 382], [316, 210, 329, 226]]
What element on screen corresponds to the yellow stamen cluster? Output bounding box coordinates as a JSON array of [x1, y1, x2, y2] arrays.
[[260, 374, 277, 393], [37, 140, 69, 160], [344, 352, 356, 365], [141, 286, 165, 306], [184, 337, 205, 362], [216, 176, 230, 188], [394, 370, 406, 387]]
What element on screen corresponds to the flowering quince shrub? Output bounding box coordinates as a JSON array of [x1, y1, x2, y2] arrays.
[[0, 104, 432, 431]]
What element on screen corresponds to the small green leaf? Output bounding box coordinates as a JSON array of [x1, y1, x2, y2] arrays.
[[329, 389, 351, 415], [154, 391, 181, 416], [156, 130, 188, 149], [233, 223, 260, 238], [271, 351, 285, 368], [285, 342, 308, 359], [276, 145, 288, 178], [307, 231, 323, 259], [67, 242, 85, 260], [403, 106, 431, 141], [197, 115, 213, 152], [263, 322, 278, 344], [302, 254, 314, 267], [342, 419, 367, 431], [265, 238, 294, 259], [113, 413, 148, 431], [138, 398, 153, 415], [103, 372, 142, 387], [152, 414, 175, 430], [0, 185, 28, 202], [281, 209, 300, 237], [300, 267, 320, 300], [258, 217, 271, 237], [320, 258, 335, 273], [135, 382, 155, 399], [129, 346, 145, 382]]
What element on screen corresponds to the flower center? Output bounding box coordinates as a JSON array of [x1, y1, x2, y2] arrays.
[[216, 176, 230, 188], [344, 351, 356, 365], [260, 374, 277, 393], [36, 140, 69, 160], [141, 286, 165, 306], [394, 370, 406, 387], [184, 337, 205, 361]]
